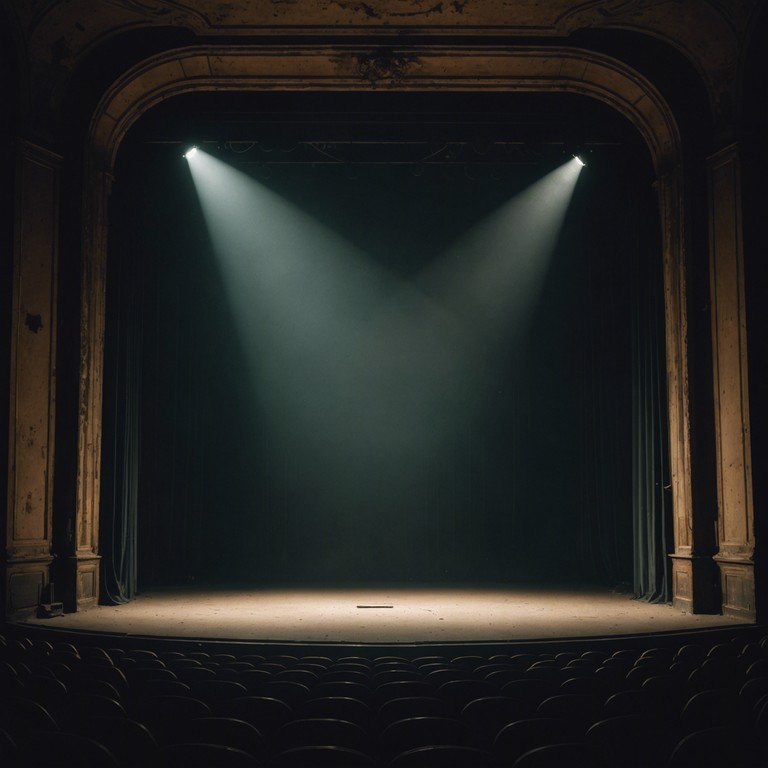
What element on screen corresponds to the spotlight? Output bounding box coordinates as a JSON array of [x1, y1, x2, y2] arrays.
[[573, 154, 586, 167], [184, 146, 198, 159]]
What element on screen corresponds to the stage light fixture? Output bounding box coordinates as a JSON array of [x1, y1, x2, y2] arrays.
[[183, 146, 198, 159], [573, 154, 586, 167]]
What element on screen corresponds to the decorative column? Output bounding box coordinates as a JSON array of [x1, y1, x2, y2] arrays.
[[707, 144, 755, 620], [68, 152, 111, 610], [5, 141, 60, 619], [658, 167, 720, 614]]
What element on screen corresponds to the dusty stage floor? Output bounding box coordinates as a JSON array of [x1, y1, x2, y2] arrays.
[[21, 586, 747, 645]]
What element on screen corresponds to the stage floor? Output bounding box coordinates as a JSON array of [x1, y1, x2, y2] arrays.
[[21, 587, 747, 645]]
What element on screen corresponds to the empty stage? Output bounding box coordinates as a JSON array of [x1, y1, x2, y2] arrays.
[[22, 587, 746, 645]]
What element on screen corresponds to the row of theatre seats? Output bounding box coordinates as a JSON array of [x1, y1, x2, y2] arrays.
[[2, 627, 768, 767]]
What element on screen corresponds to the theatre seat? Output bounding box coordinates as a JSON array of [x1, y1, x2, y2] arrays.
[[59, 693, 128, 730], [510, 742, 592, 768], [221, 695, 294, 735], [276, 669, 319, 685], [169, 716, 265, 758], [501, 678, 557, 707], [24, 673, 67, 713], [668, 726, 761, 768], [378, 716, 475, 761], [678, 689, 739, 734], [162, 741, 261, 767], [584, 715, 674, 767], [187, 678, 249, 708], [376, 696, 456, 732], [17, 730, 119, 768], [492, 717, 583, 766], [0, 697, 59, 743], [130, 678, 191, 699], [297, 695, 373, 726], [79, 663, 129, 695], [132, 693, 211, 742], [459, 696, 530, 744], [387, 744, 495, 767], [67, 715, 159, 767], [321, 669, 371, 684], [313, 680, 372, 703], [271, 744, 374, 767], [437, 678, 499, 708], [602, 688, 654, 717], [272, 717, 370, 754], [0, 727, 17, 764], [257, 680, 311, 707], [129, 666, 177, 682], [2, 628, 768, 767], [535, 693, 599, 727], [375, 681, 437, 706], [175, 665, 218, 683]]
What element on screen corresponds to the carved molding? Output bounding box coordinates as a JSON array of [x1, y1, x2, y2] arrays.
[[7, 0, 758, 135], [356, 48, 420, 86], [89, 45, 680, 173]]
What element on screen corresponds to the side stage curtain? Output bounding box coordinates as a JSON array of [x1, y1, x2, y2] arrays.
[[572, 171, 670, 597], [631, 208, 671, 603], [100, 185, 142, 604]]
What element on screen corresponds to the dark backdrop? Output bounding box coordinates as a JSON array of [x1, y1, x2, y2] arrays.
[[101, 112, 667, 595]]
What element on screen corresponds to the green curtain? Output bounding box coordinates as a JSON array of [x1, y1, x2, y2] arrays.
[[631, 205, 671, 603], [100, 184, 143, 604]]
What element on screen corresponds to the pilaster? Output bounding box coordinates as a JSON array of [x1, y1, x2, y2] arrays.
[[5, 140, 60, 619], [70, 152, 111, 610], [707, 143, 755, 620], [657, 168, 720, 614]]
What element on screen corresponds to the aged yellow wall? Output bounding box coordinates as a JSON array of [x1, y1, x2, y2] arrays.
[[6, 141, 59, 616]]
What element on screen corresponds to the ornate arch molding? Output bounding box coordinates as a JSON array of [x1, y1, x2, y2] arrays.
[[91, 46, 680, 173], [74, 44, 695, 610]]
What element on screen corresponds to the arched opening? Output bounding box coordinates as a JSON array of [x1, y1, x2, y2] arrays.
[[81, 46, 686, 612], [102, 89, 668, 595]]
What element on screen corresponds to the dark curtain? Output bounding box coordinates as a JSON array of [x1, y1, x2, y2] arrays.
[[569, 158, 671, 598], [631, 195, 672, 602], [566, 162, 634, 590], [101, 144, 670, 593], [576, 241, 633, 588], [100, 185, 143, 604]]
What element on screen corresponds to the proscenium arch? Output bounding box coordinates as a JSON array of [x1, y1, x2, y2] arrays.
[[75, 44, 694, 608]]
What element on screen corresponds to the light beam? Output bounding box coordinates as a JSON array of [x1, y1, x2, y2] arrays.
[[184, 149, 584, 542], [417, 155, 585, 349]]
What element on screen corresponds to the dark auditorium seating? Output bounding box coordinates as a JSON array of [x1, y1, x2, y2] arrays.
[[2, 627, 768, 766]]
